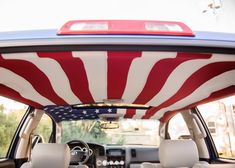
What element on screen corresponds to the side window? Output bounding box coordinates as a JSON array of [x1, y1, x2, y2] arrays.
[[207, 121, 216, 135], [0, 97, 27, 158], [168, 113, 191, 140], [198, 95, 235, 159], [34, 114, 53, 143]]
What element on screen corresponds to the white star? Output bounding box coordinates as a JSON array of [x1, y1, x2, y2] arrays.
[[82, 110, 87, 114], [108, 109, 112, 113], [95, 109, 99, 113], [55, 112, 59, 114], [58, 115, 62, 118]]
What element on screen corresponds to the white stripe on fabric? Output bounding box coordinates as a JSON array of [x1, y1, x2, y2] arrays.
[[151, 69, 235, 119], [122, 52, 177, 103], [132, 109, 148, 119], [72, 51, 108, 102], [0, 68, 54, 106], [2, 53, 81, 104], [117, 108, 127, 117], [147, 54, 235, 106]]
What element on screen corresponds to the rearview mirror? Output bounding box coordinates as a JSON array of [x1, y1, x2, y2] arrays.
[[100, 122, 119, 129]]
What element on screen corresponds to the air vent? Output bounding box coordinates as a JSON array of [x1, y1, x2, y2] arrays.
[[131, 149, 136, 158], [99, 148, 105, 156]]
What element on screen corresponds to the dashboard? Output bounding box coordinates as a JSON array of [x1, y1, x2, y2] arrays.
[[97, 148, 126, 168], [68, 142, 159, 168]]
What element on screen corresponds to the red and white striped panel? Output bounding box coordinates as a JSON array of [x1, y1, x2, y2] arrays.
[[1, 51, 235, 120]]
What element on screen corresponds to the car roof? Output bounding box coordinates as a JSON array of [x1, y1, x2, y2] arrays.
[[0, 28, 235, 122], [1, 30, 235, 49]]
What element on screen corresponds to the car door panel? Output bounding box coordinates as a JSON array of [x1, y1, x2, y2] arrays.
[[0, 159, 15, 168]]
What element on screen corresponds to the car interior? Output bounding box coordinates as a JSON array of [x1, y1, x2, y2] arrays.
[[1, 50, 235, 168]]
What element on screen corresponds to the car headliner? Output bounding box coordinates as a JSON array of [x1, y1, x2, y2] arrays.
[[0, 50, 235, 121]]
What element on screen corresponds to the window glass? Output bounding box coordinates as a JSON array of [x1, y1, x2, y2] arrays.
[[34, 114, 53, 143], [168, 113, 190, 140], [198, 96, 235, 159], [60, 119, 160, 146], [0, 96, 27, 158]]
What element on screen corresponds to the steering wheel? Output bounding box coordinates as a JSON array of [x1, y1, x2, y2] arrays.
[[67, 140, 93, 165]]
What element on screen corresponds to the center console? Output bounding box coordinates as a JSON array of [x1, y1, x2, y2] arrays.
[[96, 148, 125, 168]]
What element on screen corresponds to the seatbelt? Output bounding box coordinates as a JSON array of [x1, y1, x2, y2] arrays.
[[28, 132, 34, 162]]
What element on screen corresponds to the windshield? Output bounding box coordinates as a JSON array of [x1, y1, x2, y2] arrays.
[[1, 0, 235, 33], [60, 119, 160, 146]]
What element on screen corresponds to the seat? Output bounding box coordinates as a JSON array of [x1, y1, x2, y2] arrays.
[[21, 143, 70, 168], [141, 140, 208, 168]]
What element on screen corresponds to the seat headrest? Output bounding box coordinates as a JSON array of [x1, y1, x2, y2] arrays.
[[32, 143, 70, 168], [159, 140, 199, 168]]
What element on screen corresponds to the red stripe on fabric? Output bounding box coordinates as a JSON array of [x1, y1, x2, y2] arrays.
[[0, 55, 66, 105], [124, 109, 136, 118], [160, 86, 235, 122], [134, 53, 212, 105], [107, 51, 141, 99], [144, 61, 235, 119], [37, 52, 94, 103], [0, 84, 42, 108]]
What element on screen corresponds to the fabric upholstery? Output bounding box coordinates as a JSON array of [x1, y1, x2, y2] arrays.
[[159, 140, 199, 167], [193, 162, 209, 168], [141, 162, 162, 168], [21, 143, 70, 168], [141, 140, 209, 168], [21, 162, 32, 168]]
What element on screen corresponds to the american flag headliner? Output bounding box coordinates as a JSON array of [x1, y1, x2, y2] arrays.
[[44, 105, 148, 122], [1, 51, 235, 121]]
